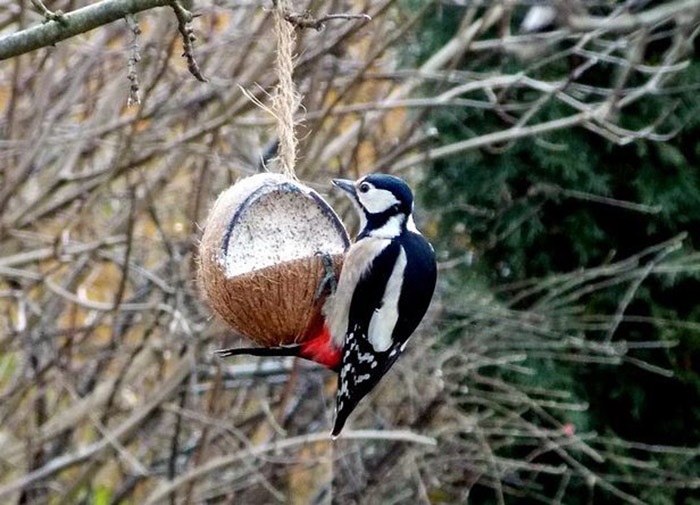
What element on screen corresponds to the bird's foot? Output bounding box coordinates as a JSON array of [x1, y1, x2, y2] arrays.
[[314, 251, 338, 302]]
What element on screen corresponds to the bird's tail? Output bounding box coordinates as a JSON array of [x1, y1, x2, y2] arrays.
[[216, 316, 341, 372], [330, 393, 360, 439]]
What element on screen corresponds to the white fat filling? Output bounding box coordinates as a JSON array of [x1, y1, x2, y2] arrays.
[[212, 174, 347, 278]]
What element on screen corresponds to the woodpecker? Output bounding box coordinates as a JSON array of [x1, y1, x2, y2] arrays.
[[217, 174, 437, 437]]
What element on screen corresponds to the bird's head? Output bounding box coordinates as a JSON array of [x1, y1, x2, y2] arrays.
[[333, 174, 417, 238]]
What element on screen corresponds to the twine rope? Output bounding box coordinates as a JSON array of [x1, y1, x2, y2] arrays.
[[272, 0, 300, 179]]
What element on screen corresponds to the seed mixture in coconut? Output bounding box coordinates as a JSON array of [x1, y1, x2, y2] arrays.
[[209, 173, 348, 278]]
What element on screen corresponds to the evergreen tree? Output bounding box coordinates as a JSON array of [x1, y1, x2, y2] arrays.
[[409, 2, 700, 502]]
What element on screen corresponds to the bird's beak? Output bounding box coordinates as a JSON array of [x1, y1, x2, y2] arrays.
[[332, 178, 357, 199]]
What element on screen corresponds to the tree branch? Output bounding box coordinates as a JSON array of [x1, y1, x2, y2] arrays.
[[171, 0, 207, 82], [143, 429, 436, 505], [0, 0, 173, 61], [283, 11, 371, 31], [392, 110, 591, 173], [567, 0, 700, 33]]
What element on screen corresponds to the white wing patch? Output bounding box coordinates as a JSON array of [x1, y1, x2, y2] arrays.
[[367, 246, 407, 352], [324, 238, 391, 347]]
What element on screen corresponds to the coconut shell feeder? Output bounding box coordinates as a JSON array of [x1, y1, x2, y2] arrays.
[[198, 173, 350, 347]]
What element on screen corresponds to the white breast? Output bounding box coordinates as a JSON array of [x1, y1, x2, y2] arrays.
[[324, 237, 391, 347]]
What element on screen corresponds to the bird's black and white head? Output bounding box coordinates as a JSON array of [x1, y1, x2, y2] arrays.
[[333, 174, 419, 239]]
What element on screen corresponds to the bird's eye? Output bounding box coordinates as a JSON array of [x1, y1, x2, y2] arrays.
[[359, 183, 370, 193]]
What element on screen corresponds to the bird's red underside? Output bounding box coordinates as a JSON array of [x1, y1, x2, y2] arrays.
[[299, 324, 341, 369]]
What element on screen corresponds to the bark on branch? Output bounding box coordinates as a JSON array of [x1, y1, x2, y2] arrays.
[[0, 0, 173, 61]]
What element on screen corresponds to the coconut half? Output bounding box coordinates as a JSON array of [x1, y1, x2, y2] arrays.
[[198, 173, 350, 346]]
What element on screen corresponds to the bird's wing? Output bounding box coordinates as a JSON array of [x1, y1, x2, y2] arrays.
[[332, 241, 410, 437], [366, 246, 407, 351]]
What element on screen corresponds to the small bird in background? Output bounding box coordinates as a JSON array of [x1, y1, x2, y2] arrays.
[[217, 174, 437, 437]]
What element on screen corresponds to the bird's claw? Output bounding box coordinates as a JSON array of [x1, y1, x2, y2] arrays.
[[314, 251, 337, 302]]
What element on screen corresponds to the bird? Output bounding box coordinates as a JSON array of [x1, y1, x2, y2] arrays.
[[216, 174, 437, 437]]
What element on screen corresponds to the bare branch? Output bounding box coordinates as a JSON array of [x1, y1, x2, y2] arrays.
[[171, 0, 207, 82], [0, 0, 173, 60], [283, 11, 372, 31], [125, 14, 142, 106], [143, 429, 436, 505], [567, 0, 700, 33]]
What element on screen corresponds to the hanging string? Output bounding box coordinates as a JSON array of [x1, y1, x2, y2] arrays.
[[272, 0, 300, 180]]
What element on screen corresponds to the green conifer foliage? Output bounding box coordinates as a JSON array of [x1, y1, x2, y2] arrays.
[[408, 2, 700, 502]]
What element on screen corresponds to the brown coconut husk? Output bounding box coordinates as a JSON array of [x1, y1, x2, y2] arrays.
[[198, 173, 349, 346], [199, 254, 343, 346]]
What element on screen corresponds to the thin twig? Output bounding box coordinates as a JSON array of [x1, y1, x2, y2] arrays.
[[283, 11, 371, 31], [170, 0, 207, 82], [125, 14, 142, 106]]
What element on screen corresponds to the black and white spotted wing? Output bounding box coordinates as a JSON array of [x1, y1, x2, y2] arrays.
[[332, 232, 437, 437]]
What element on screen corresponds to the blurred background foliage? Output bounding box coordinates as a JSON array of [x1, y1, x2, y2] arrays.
[[412, 1, 700, 503], [1, 0, 700, 503]]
